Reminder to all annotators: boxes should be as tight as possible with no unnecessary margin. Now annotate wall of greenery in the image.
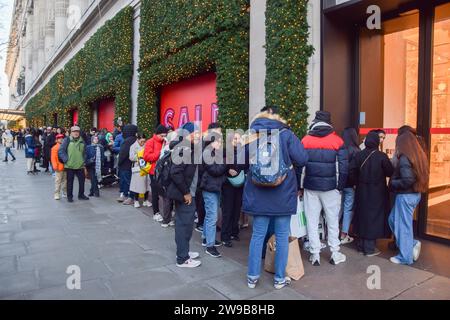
[25,6,134,130]
[265,0,314,138]
[138,0,250,136]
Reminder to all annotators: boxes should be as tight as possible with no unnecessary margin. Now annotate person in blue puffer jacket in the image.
[243,106,308,290]
[301,111,349,267]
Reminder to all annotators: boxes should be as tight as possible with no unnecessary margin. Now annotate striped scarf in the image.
[95,145,102,182]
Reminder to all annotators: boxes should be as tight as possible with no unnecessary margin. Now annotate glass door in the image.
[359,13,420,156]
[427,3,450,240]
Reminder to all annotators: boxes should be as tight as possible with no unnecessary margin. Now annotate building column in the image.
[37,0,46,79]
[44,0,55,62]
[131,5,140,125]
[249,0,267,123]
[306,0,321,124]
[32,0,40,83]
[25,12,34,91]
[55,0,69,48]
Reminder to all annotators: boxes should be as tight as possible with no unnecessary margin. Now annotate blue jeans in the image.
[202,191,220,247]
[248,215,291,282]
[388,193,421,265]
[119,170,132,198]
[4,147,15,160]
[341,188,355,234]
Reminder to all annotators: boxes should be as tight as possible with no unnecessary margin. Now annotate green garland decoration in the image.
[25,7,134,130]
[265,0,314,138]
[138,0,250,136]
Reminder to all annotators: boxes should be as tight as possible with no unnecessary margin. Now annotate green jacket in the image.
[64,137,86,170]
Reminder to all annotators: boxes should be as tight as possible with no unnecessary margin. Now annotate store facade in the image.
[322,0,450,243]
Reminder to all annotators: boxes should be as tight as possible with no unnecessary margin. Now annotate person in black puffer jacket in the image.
[118,124,138,205]
[388,131,429,266]
[166,122,202,268]
[340,127,361,243]
[200,132,227,258]
[301,111,349,267]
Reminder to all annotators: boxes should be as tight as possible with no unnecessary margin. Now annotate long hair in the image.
[395,131,429,193]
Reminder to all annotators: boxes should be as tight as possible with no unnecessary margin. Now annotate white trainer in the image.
[413,241,421,262]
[189,252,200,259]
[330,251,346,265]
[153,213,163,222]
[143,200,152,207]
[390,256,402,264]
[134,201,141,208]
[176,258,201,268]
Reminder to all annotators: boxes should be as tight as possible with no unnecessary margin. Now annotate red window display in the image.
[72,109,79,126]
[160,73,218,131]
[97,98,115,132]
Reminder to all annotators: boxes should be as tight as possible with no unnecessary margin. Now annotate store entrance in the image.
[359,3,450,242]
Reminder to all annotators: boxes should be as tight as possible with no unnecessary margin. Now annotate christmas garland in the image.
[265,0,314,137]
[25,7,134,130]
[137,0,250,136]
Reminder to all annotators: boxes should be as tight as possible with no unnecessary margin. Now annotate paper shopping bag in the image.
[264,235,305,281]
[290,198,308,238]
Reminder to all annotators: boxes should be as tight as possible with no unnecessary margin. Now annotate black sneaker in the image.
[195,225,203,233]
[202,239,222,247]
[68,198,74,203]
[231,235,240,241]
[205,247,222,258]
[223,241,233,248]
[78,195,90,200]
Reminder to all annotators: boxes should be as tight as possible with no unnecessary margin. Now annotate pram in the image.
[98,154,119,188]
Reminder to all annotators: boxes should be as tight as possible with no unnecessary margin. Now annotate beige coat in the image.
[129,141,149,194]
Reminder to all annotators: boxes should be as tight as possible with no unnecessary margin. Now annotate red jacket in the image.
[143,135,164,175]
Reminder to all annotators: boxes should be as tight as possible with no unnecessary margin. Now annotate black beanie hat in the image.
[313,111,332,124]
[155,124,169,135]
[365,131,380,149]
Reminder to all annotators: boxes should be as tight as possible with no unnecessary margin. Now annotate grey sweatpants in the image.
[304,189,342,254]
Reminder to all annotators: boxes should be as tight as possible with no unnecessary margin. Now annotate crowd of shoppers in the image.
[3,107,429,291]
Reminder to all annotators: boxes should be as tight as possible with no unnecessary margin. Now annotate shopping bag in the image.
[264,235,305,281]
[290,198,307,238]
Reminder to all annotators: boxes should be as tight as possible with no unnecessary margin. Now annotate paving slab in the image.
[27,279,113,300]
[0,256,17,275]
[0,242,27,258]
[0,271,39,298]
[393,276,450,300]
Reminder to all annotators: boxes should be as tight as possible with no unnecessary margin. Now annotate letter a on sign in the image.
[367,5,381,30]
[366,265,381,290]
[66,265,81,290]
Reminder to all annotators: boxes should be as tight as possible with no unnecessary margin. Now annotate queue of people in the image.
[11,107,429,291]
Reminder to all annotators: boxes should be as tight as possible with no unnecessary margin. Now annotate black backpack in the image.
[154,150,173,195]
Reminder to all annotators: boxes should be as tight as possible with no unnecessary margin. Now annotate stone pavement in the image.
[0,148,449,300]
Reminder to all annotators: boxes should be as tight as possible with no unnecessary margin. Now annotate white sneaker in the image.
[189,252,200,259]
[413,241,421,262]
[330,251,346,265]
[143,200,152,207]
[169,220,175,227]
[309,253,320,266]
[390,256,402,264]
[161,223,169,228]
[340,235,354,245]
[61,192,67,198]
[134,201,141,208]
[153,213,163,222]
[176,258,201,268]
[54,194,60,200]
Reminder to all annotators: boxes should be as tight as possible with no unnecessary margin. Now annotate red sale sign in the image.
[160,73,218,131]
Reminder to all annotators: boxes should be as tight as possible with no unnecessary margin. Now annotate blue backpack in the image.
[250,130,291,187]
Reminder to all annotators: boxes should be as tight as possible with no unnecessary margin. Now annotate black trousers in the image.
[88,167,99,196]
[195,189,205,227]
[221,183,243,242]
[162,196,174,224]
[175,198,196,264]
[150,174,160,213]
[357,238,376,254]
[66,169,86,199]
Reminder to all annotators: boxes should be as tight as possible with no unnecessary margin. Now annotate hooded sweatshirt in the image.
[301,121,349,191]
[118,125,138,172]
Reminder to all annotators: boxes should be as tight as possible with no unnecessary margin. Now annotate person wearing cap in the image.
[143,124,169,221]
[167,122,202,268]
[58,126,89,203]
[51,134,67,200]
[301,111,349,266]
